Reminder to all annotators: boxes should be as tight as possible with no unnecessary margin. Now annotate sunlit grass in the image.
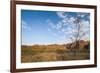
[21,43,90,63]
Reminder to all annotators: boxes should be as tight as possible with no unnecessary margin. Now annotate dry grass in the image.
[21,43,90,63]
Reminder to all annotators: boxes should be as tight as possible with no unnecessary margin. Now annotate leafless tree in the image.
[47,12,90,55]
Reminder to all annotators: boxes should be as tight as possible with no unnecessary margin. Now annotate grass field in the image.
[21,41,90,63]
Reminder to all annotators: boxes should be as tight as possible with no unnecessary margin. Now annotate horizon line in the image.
[21,39,90,46]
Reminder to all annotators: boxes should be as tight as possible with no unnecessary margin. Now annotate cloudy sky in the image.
[21,10,90,45]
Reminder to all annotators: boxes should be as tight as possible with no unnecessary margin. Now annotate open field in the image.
[21,40,90,63]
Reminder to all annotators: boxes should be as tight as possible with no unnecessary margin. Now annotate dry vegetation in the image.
[21,40,90,63]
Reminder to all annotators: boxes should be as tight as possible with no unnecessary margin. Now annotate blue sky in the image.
[21,10,90,45]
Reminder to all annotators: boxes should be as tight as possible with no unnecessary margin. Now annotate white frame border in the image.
[16,4,95,69]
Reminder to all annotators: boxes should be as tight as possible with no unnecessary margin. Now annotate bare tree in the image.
[47,12,90,56]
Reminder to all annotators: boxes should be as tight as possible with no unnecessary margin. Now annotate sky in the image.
[21,9,90,45]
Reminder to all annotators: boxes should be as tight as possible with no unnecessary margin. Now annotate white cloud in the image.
[81,15,85,18]
[22,20,31,31]
[69,17,76,23]
[61,29,66,32]
[46,19,56,29]
[55,22,63,30]
[47,28,51,32]
[77,13,86,18]
[47,12,90,42]
[47,28,58,37]
[47,19,63,30]
[56,12,67,18]
[81,20,90,30]
[78,14,85,18]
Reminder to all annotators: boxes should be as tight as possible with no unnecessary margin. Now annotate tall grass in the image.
[21,43,90,63]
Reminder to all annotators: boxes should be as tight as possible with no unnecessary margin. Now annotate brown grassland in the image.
[21,40,90,63]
